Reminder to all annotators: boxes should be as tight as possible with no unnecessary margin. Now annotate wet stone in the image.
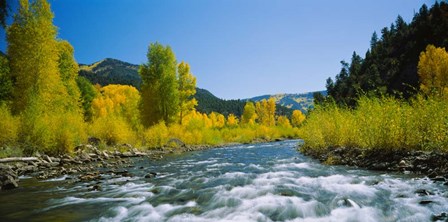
[144,172,157,179]
[432,212,448,221]
[432,176,446,182]
[419,200,434,205]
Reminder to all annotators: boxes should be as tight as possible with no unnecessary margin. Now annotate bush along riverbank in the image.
[299,95,448,182]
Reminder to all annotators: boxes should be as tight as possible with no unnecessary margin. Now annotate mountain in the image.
[77,58,315,116]
[79,58,141,88]
[248,91,327,112]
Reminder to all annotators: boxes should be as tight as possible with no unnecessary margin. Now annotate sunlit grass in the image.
[300,95,448,153]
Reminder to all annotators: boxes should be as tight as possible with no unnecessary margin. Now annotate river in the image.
[1,140,447,221]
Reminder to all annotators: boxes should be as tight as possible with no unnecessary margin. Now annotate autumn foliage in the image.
[0,0,304,157]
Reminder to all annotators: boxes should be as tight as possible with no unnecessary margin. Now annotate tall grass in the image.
[300,95,448,153]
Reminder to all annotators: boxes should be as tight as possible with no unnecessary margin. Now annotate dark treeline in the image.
[323,2,448,106]
[195,88,293,118]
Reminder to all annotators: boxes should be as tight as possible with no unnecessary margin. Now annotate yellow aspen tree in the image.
[255,99,268,125]
[91,84,140,129]
[209,112,225,128]
[418,44,448,97]
[277,115,292,128]
[57,40,82,111]
[178,61,197,124]
[8,0,67,113]
[267,98,276,126]
[7,0,85,154]
[226,113,239,127]
[291,110,306,127]
[241,101,257,125]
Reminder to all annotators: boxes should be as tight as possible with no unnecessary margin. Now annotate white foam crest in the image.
[97,201,197,222]
[208,163,232,168]
[41,175,68,182]
[201,193,321,221]
[226,185,270,199]
[286,206,382,222]
[44,196,146,212]
[274,162,312,170]
[195,160,218,165]
[252,171,296,186]
[247,163,264,170]
[295,175,377,197]
[104,175,140,184]
[220,172,247,179]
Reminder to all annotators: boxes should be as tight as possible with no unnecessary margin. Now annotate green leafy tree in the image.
[7,0,67,114]
[139,42,179,127]
[76,76,97,121]
[178,61,197,124]
[57,40,82,111]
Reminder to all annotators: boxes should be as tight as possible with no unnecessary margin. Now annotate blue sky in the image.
[0,0,435,99]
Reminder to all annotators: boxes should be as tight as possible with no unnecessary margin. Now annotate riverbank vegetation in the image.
[302,1,448,158]
[0,0,302,157]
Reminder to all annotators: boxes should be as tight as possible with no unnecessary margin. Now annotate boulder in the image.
[166,138,185,148]
[144,172,157,179]
[0,169,19,190]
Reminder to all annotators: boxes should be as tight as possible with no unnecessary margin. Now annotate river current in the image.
[1,140,448,221]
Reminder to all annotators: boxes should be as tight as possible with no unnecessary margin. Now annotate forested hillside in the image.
[326,2,448,106]
[79,58,141,89]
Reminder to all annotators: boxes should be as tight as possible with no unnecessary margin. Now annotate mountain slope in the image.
[248,91,327,112]
[79,58,141,88]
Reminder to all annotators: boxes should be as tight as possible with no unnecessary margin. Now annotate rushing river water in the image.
[1,140,448,221]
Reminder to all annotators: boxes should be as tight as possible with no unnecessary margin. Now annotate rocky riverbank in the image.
[0,138,289,191]
[0,141,229,191]
[300,146,448,183]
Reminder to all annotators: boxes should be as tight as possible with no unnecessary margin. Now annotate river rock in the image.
[144,172,157,179]
[419,200,433,205]
[432,212,448,221]
[415,189,434,196]
[102,151,109,159]
[88,184,102,191]
[0,169,19,190]
[121,152,135,158]
[432,176,446,182]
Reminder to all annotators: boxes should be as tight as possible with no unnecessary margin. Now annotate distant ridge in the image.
[79,58,141,88]
[248,91,327,112]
